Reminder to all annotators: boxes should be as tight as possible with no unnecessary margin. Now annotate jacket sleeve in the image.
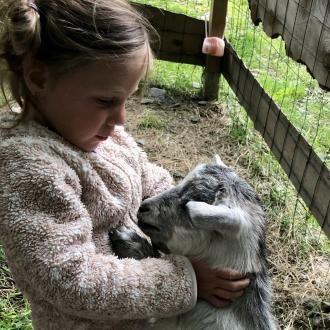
[0,145,197,321]
[139,150,174,199]
[111,126,173,198]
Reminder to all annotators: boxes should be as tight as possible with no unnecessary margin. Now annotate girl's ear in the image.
[22,54,49,96]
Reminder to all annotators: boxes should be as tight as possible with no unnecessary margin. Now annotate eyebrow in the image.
[95,85,139,96]
[93,89,138,101]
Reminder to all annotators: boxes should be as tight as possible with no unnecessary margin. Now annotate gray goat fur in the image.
[110,155,277,330]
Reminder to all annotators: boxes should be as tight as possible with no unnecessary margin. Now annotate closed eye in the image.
[97,98,116,106]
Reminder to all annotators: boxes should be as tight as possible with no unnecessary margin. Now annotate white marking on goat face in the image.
[138,164,231,246]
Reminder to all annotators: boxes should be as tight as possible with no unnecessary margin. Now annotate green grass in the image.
[0,296,32,330]
[151,61,204,95]
[0,247,32,330]
[137,110,167,129]
[226,18,330,162]
[133,0,209,18]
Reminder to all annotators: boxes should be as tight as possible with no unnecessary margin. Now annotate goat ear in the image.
[213,154,227,167]
[186,201,232,230]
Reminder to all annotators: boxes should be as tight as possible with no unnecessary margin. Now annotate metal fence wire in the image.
[133,0,330,234]
[133,0,329,329]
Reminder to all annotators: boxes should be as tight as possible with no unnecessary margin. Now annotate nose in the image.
[137,202,160,233]
[106,104,126,126]
[138,204,151,213]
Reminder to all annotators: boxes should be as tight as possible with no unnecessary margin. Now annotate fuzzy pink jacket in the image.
[0,111,197,330]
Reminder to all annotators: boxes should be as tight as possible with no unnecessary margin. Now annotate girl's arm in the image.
[0,145,197,321]
[139,150,174,198]
[106,127,173,198]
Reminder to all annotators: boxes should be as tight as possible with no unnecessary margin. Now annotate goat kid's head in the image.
[137,155,261,256]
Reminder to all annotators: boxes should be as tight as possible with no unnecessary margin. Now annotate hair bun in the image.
[5,0,41,57]
[0,0,42,107]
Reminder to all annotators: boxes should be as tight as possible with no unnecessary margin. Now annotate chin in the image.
[74,140,100,152]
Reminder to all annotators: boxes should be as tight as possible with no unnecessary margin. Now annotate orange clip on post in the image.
[202,37,225,57]
[202,12,225,57]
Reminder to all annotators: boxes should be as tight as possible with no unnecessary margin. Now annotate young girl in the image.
[0,0,249,329]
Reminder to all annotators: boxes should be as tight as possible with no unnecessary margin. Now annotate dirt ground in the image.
[126,91,330,330]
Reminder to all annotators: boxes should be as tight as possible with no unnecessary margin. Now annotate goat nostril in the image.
[138,204,150,213]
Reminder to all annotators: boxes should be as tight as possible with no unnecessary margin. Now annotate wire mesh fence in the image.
[134,0,329,236]
[223,0,329,243]
[133,0,329,328]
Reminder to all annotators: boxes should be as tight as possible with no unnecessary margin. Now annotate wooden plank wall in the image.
[133,3,206,66]
[249,0,330,91]
[132,3,330,238]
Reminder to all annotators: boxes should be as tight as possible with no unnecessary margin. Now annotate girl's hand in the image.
[190,258,250,309]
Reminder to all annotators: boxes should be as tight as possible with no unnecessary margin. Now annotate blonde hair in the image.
[0,0,154,113]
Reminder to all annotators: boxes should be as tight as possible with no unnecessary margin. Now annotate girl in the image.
[0,0,249,329]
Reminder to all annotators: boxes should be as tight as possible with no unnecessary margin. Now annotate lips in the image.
[96,135,108,141]
[96,127,115,141]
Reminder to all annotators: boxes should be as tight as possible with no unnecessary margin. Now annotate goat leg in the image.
[109,226,160,260]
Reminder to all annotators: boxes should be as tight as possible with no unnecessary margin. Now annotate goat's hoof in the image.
[109,226,159,260]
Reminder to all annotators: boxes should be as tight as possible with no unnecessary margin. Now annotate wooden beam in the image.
[132,3,206,66]
[222,42,330,238]
[203,0,229,100]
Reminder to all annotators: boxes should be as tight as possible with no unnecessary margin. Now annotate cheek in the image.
[80,110,105,127]
[166,227,195,255]
[72,103,107,128]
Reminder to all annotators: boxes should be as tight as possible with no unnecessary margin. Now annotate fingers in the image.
[213,287,244,301]
[216,277,250,292]
[191,261,251,309]
[202,287,245,309]
[216,268,245,280]
[216,268,250,292]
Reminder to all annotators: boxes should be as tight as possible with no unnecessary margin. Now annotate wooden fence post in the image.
[203,0,228,100]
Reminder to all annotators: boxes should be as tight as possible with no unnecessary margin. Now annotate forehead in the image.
[179,164,206,186]
[180,164,231,184]
[49,52,148,94]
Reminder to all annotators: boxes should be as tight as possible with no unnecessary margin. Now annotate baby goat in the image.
[111,155,277,330]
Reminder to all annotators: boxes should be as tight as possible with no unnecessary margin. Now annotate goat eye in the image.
[216,185,226,195]
[180,199,190,209]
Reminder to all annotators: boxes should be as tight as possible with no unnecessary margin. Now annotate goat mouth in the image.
[138,220,160,233]
[153,242,170,255]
